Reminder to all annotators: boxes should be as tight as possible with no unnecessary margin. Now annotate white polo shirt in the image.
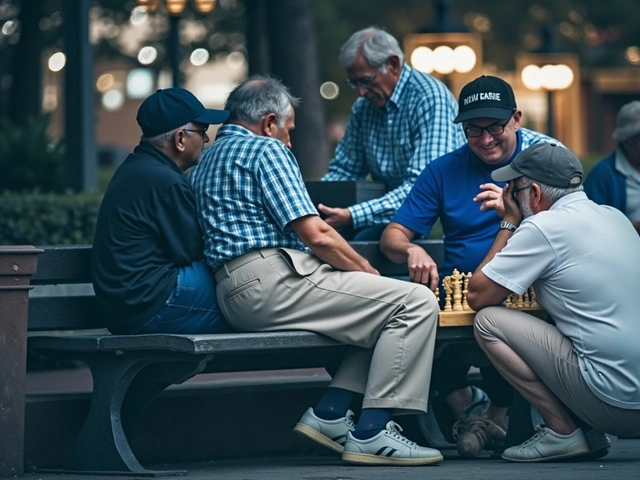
[483,192,640,409]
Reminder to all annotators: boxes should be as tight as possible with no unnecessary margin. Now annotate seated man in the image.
[381,75,561,457]
[92,87,233,335]
[585,100,640,234]
[190,75,442,466]
[318,26,465,240]
[468,143,640,462]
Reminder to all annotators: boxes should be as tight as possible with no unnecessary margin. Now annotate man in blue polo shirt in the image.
[381,75,561,457]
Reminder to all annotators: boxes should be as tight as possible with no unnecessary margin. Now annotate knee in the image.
[473,306,501,344]
[406,283,439,313]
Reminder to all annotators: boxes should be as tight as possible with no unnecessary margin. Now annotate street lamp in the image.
[136,0,216,87]
[404,0,482,94]
[516,23,580,142]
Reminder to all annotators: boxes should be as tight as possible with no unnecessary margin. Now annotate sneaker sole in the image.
[502,445,590,463]
[342,452,443,466]
[293,423,344,454]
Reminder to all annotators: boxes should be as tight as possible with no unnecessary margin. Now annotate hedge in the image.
[0,191,102,245]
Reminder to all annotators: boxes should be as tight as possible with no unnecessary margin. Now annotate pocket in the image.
[277,248,322,276]
[225,277,261,301]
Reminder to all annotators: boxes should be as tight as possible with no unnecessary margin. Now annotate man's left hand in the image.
[317,204,353,228]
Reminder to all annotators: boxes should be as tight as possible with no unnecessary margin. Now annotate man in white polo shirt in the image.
[466,143,640,462]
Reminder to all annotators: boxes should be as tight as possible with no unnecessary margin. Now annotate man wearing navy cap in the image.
[92,87,233,335]
[467,143,640,462]
[381,75,562,457]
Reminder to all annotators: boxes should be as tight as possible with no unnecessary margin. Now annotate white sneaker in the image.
[342,421,443,466]
[293,407,355,453]
[502,425,589,462]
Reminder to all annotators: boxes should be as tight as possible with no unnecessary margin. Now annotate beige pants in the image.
[214,248,439,414]
[475,306,640,437]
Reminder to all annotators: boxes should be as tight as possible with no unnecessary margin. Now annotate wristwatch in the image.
[499,220,518,232]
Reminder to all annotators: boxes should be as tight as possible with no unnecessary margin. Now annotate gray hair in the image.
[142,123,190,149]
[521,176,584,203]
[338,27,404,70]
[225,75,300,128]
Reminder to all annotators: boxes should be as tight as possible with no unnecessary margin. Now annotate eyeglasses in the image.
[511,184,532,201]
[346,64,385,89]
[183,126,208,138]
[464,116,513,138]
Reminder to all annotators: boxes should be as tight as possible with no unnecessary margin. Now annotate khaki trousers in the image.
[475,306,640,437]
[215,248,439,414]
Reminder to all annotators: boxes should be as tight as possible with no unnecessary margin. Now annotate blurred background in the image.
[0,0,638,243]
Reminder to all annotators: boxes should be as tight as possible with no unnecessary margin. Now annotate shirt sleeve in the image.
[349,100,465,228]
[391,163,441,236]
[322,103,369,181]
[482,220,557,295]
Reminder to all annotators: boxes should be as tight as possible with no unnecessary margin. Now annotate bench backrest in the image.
[28,241,444,332]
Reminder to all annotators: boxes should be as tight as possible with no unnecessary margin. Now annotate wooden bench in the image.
[2,241,477,477]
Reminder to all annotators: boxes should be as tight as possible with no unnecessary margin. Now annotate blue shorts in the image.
[138,260,234,334]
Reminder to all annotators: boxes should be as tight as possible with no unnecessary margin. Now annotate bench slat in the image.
[28,296,103,331]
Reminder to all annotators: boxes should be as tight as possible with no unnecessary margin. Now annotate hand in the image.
[474,183,505,215]
[317,204,353,228]
[407,246,439,291]
[501,183,524,225]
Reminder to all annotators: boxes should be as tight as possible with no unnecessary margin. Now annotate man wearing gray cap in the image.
[467,142,640,462]
[92,87,233,335]
[585,100,640,234]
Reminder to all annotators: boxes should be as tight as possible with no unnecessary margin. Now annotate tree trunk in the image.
[245,0,269,75]
[266,0,330,179]
[9,0,43,126]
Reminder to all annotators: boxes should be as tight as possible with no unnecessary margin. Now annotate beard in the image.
[520,192,535,218]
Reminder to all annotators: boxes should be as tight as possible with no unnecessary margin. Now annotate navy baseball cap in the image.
[454,75,517,123]
[492,143,583,188]
[136,87,229,137]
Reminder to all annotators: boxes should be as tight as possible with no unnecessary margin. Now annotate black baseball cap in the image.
[136,87,229,137]
[454,75,517,123]
[491,143,583,188]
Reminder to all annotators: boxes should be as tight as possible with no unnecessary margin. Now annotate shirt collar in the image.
[549,191,588,211]
[215,123,253,140]
[386,64,412,111]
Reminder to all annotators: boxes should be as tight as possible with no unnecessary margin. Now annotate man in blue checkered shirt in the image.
[318,27,466,240]
[190,76,444,467]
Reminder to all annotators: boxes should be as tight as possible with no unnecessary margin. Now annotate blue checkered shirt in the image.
[322,65,466,228]
[190,125,317,270]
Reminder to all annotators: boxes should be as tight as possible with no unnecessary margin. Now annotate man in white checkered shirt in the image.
[319,27,466,240]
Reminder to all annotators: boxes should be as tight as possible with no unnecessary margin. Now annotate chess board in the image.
[437,268,543,327]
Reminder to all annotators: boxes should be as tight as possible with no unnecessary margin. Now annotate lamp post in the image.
[404,0,482,94]
[517,23,579,140]
[136,0,216,87]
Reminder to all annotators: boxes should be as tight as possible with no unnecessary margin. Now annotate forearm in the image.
[380,224,415,264]
[309,228,378,274]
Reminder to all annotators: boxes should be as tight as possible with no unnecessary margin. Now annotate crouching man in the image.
[467,143,640,462]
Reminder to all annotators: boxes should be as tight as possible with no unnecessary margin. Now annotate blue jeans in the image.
[138,260,234,334]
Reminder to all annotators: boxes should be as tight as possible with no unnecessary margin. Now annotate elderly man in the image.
[190,75,442,466]
[318,26,465,240]
[585,100,640,234]
[381,75,561,457]
[467,143,640,462]
[92,88,233,335]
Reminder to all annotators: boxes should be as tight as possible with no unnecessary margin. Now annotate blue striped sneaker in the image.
[342,421,443,466]
[293,407,355,453]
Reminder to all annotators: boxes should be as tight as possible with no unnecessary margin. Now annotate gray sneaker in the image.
[584,428,611,459]
[502,425,589,462]
[342,421,443,466]
[452,417,506,458]
[293,407,355,453]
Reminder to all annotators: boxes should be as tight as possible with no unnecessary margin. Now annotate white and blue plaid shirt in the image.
[323,65,466,228]
[190,125,318,270]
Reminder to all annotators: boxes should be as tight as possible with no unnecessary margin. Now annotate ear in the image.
[260,113,278,138]
[530,182,543,209]
[173,129,187,152]
[512,110,522,130]
[387,55,401,74]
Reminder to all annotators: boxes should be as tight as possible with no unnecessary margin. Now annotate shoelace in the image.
[387,421,418,447]
[519,425,546,448]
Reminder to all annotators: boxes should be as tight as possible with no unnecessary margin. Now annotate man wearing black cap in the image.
[92,87,233,335]
[467,143,640,462]
[381,75,562,457]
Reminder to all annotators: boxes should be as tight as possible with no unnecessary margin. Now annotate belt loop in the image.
[223,263,230,278]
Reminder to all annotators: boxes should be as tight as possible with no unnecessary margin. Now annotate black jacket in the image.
[91,142,204,334]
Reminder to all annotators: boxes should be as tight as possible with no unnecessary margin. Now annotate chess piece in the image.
[443,276,452,311]
[462,272,471,310]
[451,269,463,311]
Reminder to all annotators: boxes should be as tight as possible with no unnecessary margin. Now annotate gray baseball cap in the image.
[491,143,583,188]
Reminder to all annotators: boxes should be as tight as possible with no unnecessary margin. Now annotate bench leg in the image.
[57,354,209,477]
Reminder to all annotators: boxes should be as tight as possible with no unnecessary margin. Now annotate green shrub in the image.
[0,115,65,193]
[0,191,102,245]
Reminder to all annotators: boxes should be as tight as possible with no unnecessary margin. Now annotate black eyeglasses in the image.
[464,116,513,138]
[346,64,385,89]
[183,126,209,138]
[511,184,532,200]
